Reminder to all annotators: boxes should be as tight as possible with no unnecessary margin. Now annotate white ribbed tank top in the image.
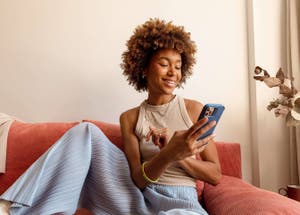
[135,95,196,187]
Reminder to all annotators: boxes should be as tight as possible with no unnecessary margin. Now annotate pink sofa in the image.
[1,120,300,215]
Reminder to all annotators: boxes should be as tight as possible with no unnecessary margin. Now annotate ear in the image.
[142,69,148,79]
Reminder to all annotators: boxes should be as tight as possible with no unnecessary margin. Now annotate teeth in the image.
[165,80,175,86]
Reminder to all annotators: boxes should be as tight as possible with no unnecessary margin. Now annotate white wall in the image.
[0,1,252,183]
[249,0,290,191]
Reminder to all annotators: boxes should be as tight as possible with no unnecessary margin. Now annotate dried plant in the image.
[254,66,300,126]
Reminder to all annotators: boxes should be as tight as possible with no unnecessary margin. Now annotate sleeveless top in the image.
[135,95,196,187]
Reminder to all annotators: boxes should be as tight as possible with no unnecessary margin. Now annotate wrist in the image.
[159,147,174,163]
[142,161,159,183]
[140,148,173,184]
[177,157,188,166]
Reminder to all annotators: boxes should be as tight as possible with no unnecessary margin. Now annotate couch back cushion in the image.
[1,119,241,201]
[216,142,242,178]
[0,121,79,194]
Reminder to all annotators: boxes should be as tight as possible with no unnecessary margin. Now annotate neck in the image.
[146,94,175,105]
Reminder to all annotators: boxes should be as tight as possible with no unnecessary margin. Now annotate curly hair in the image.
[121,18,197,92]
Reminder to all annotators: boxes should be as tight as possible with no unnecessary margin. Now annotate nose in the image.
[167,66,175,76]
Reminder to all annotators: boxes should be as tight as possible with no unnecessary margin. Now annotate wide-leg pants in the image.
[0,123,208,215]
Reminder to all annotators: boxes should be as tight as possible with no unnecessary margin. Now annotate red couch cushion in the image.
[0,121,79,194]
[203,175,300,215]
[216,142,242,178]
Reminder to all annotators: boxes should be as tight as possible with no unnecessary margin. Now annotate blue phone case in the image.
[197,103,225,140]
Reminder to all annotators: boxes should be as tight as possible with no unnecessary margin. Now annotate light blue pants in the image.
[0,123,208,215]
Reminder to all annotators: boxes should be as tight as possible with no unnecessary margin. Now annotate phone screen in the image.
[197,104,225,140]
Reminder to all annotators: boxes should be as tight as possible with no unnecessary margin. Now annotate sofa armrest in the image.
[215,142,242,178]
[203,175,300,215]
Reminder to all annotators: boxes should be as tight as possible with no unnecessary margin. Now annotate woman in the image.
[120,18,221,214]
[0,18,221,215]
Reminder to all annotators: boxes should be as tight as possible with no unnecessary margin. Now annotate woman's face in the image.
[145,48,182,96]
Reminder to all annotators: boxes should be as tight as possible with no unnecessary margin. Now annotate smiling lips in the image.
[163,79,177,87]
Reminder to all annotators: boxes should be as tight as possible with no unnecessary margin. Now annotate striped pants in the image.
[0,123,207,215]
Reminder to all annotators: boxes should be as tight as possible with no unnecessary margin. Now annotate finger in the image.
[152,128,166,139]
[191,120,216,141]
[146,126,157,141]
[195,142,209,154]
[149,125,156,131]
[146,129,153,141]
[186,117,209,138]
[159,135,167,148]
[194,146,205,154]
[155,132,167,148]
[158,132,166,140]
[152,134,160,147]
[155,127,167,135]
[148,127,168,148]
[196,133,216,148]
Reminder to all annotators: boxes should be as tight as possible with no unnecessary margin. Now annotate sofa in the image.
[1,119,300,215]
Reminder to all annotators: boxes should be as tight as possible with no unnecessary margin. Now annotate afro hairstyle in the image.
[121,18,197,92]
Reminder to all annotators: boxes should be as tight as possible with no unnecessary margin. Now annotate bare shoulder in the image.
[184,98,204,123]
[119,106,140,131]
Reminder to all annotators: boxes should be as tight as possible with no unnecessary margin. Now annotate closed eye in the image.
[159,63,168,67]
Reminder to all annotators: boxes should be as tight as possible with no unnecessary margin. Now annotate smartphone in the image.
[197,103,225,141]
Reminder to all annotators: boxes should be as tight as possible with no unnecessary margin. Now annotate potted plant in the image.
[253,66,300,126]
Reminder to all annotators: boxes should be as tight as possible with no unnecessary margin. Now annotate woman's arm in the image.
[177,99,222,185]
[177,142,221,185]
[119,108,173,189]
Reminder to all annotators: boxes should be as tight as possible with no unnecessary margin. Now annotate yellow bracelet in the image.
[141,161,159,183]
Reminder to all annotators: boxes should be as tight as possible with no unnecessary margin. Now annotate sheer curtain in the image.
[286,0,300,185]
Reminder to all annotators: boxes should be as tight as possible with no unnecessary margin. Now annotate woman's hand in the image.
[146,126,169,149]
[162,117,216,161]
